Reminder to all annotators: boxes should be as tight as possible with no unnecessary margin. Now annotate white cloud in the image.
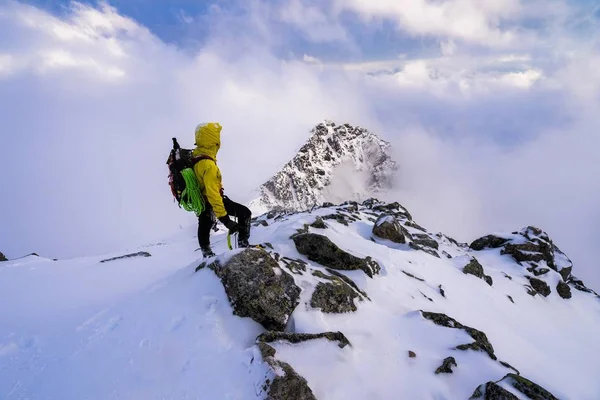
[279,0,349,43]
[334,0,521,45]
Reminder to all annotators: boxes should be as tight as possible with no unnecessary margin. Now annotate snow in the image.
[2,204,600,399]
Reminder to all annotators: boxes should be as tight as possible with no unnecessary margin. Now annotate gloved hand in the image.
[219,215,239,234]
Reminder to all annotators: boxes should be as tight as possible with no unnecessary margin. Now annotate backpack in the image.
[166,137,207,216]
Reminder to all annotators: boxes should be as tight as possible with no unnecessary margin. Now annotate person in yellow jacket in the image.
[192,122,252,257]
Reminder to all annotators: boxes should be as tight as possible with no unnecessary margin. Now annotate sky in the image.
[0,0,599,289]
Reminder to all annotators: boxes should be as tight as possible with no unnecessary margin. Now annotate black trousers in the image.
[198,196,252,248]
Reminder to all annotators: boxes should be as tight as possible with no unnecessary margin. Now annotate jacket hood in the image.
[193,122,221,160]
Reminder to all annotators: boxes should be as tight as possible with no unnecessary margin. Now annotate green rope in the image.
[180,168,205,216]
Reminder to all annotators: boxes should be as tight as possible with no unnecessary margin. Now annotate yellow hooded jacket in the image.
[192,122,227,218]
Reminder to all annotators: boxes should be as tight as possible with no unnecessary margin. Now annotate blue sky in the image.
[0,0,599,289]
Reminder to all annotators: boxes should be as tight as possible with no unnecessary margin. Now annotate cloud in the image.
[0,0,598,292]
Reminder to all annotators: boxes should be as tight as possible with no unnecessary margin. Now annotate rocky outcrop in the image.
[0,251,6,262]
[470,374,558,400]
[293,233,380,277]
[471,227,573,281]
[258,343,317,400]
[556,281,572,299]
[470,235,510,251]
[310,217,326,229]
[435,357,457,374]
[257,331,351,348]
[527,277,551,297]
[463,258,493,286]
[198,249,301,331]
[422,311,496,360]
[372,215,412,244]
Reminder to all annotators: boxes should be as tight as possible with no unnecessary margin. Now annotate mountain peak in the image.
[249,121,397,214]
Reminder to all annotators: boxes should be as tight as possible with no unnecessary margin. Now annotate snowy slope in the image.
[1,200,599,399]
[248,121,397,214]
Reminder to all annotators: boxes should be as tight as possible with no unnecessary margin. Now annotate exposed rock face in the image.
[258,343,317,400]
[310,217,327,229]
[527,277,551,297]
[463,257,493,286]
[373,215,412,244]
[249,121,397,213]
[293,233,380,277]
[556,281,572,299]
[471,226,573,281]
[0,251,6,262]
[198,249,301,331]
[470,374,559,400]
[422,311,496,360]
[257,331,351,348]
[435,357,458,374]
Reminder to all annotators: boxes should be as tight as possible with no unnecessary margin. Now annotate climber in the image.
[192,122,252,257]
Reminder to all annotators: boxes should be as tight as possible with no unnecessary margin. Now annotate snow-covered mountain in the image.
[1,199,598,399]
[248,121,397,214]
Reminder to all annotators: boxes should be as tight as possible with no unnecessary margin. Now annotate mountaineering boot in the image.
[237,218,251,249]
[201,246,216,258]
[238,238,250,248]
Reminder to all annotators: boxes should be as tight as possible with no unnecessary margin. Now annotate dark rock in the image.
[472,374,559,400]
[470,381,519,399]
[325,268,369,298]
[283,261,307,275]
[293,233,380,277]
[310,217,327,229]
[503,273,513,280]
[422,311,496,360]
[408,350,417,358]
[435,357,457,374]
[483,275,493,286]
[311,281,358,313]
[402,270,425,282]
[322,202,335,208]
[261,350,317,400]
[420,291,434,302]
[257,331,351,348]
[0,251,6,262]
[409,242,440,258]
[100,251,151,263]
[556,281,572,299]
[442,251,453,259]
[372,215,412,244]
[439,285,446,298]
[202,249,301,331]
[470,235,510,251]
[259,220,269,227]
[526,285,538,297]
[527,266,550,276]
[463,257,485,278]
[405,220,427,232]
[500,361,520,375]
[567,276,599,295]
[322,213,349,226]
[527,277,551,297]
[507,295,515,304]
[412,234,439,250]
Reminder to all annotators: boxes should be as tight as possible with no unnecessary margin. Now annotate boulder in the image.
[311,281,358,313]
[372,215,412,244]
[0,251,6,262]
[412,234,439,250]
[463,258,493,286]
[422,311,496,360]
[556,281,572,299]
[100,251,151,263]
[409,242,440,258]
[258,343,317,400]
[293,233,380,277]
[199,249,301,331]
[527,277,551,297]
[469,235,510,251]
[470,374,559,400]
[435,357,458,374]
[310,217,327,229]
[470,381,519,399]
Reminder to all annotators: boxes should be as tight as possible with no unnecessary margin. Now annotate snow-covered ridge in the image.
[1,199,599,399]
[248,120,397,214]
